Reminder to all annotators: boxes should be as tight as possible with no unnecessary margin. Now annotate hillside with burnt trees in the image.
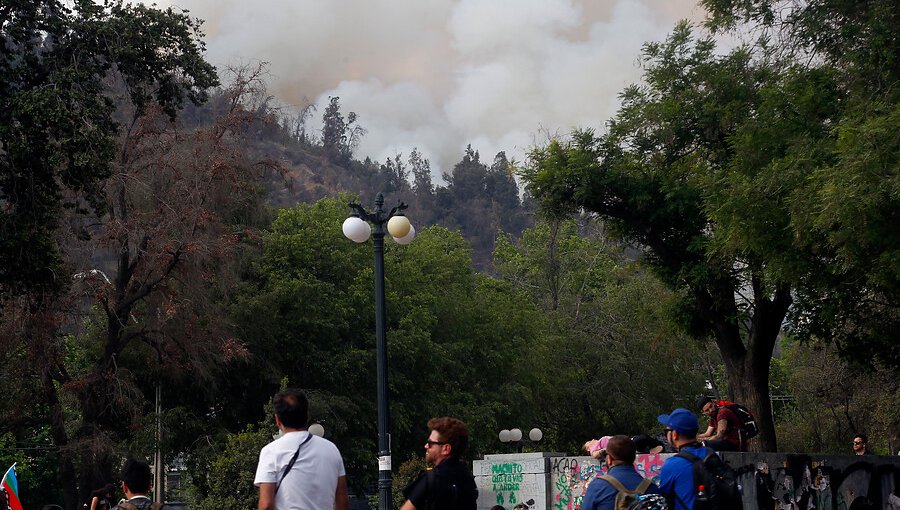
[182,91,534,271]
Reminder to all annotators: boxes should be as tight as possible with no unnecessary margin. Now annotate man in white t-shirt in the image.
[254,388,349,510]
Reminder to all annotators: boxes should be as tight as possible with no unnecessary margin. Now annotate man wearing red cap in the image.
[656,408,709,510]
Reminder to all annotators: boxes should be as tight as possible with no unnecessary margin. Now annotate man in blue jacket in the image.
[657,408,709,510]
[580,435,658,510]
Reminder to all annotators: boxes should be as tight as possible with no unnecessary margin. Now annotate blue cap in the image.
[657,408,699,434]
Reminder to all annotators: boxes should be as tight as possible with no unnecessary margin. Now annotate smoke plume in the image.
[158,0,703,173]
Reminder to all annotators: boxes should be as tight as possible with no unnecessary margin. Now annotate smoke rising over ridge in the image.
[159,0,703,173]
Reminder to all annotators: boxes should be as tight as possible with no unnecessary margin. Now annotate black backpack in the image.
[675,450,743,510]
[717,400,759,439]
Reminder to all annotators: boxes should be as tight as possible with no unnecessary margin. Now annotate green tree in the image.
[494,218,710,448]
[223,195,547,495]
[1,2,220,507]
[321,96,365,165]
[700,0,900,371]
[775,340,900,455]
[191,426,272,510]
[523,25,812,451]
[0,0,218,298]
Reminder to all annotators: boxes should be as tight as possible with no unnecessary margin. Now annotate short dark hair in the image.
[91,483,116,498]
[696,396,713,410]
[121,458,151,494]
[427,417,469,458]
[274,388,310,429]
[854,433,868,443]
[606,435,636,464]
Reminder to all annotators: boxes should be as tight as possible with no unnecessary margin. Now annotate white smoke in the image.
[157,0,704,174]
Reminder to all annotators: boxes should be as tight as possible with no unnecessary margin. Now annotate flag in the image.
[1,464,22,510]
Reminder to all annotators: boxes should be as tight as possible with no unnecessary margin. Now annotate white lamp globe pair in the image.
[498,428,543,442]
[342,215,415,245]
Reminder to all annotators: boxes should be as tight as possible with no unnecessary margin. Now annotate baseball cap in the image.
[657,408,699,434]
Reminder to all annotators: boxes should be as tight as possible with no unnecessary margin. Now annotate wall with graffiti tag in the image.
[473,452,900,510]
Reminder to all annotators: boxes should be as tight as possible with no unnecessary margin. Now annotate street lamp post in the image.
[342,193,415,510]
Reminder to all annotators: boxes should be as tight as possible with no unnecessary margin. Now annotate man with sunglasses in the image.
[401,417,478,510]
[852,434,871,455]
[657,408,709,510]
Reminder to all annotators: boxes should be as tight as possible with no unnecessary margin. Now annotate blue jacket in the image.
[580,464,659,510]
[658,444,709,510]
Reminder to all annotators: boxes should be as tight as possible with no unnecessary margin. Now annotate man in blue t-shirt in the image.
[657,408,709,510]
[580,435,658,510]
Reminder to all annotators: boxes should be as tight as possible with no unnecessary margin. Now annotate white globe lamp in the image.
[342,216,371,243]
[393,224,416,245]
[387,215,411,238]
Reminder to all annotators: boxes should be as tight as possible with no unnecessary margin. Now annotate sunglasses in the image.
[425,440,448,447]
[853,441,864,445]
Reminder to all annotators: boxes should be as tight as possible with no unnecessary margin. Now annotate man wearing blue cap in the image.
[657,408,709,510]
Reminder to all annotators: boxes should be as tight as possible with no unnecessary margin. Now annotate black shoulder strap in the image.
[675,450,703,464]
[276,433,314,493]
[673,450,703,510]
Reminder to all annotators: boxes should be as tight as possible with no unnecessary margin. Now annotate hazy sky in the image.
[157,0,705,174]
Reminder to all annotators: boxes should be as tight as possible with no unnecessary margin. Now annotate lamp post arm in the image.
[348,202,375,223]
[387,202,408,220]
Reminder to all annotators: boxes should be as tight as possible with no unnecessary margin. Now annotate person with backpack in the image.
[580,435,659,510]
[401,417,478,510]
[657,408,743,510]
[109,459,158,510]
[696,397,747,452]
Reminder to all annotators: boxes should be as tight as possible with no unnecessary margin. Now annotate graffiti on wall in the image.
[736,454,900,509]
[548,454,668,510]
[475,452,900,510]
[549,456,605,510]
[475,457,546,509]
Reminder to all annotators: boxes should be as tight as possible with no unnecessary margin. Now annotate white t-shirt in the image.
[254,431,346,510]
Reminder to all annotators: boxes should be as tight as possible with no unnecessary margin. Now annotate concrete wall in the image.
[473,452,900,510]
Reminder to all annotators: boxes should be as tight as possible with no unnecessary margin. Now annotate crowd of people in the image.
[87,392,883,510]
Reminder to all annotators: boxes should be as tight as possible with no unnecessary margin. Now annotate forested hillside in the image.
[181,89,534,271]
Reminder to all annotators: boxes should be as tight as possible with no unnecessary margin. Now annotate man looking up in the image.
[401,417,478,510]
[110,459,155,510]
[696,397,743,451]
[657,408,709,510]
[255,388,349,510]
[580,435,658,510]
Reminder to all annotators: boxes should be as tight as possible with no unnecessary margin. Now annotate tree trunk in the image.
[702,278,790,453]
[41,363,79,510]
[726,347,777,452]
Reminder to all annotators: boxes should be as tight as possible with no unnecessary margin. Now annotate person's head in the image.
[120,458,151,496]
[696,396,716,417]
[605,435,637,465]
[658,408,699,450]
[273,388,310,430]
[91,483,116,499]
[424,417,469,465]
[852,433,868,454]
